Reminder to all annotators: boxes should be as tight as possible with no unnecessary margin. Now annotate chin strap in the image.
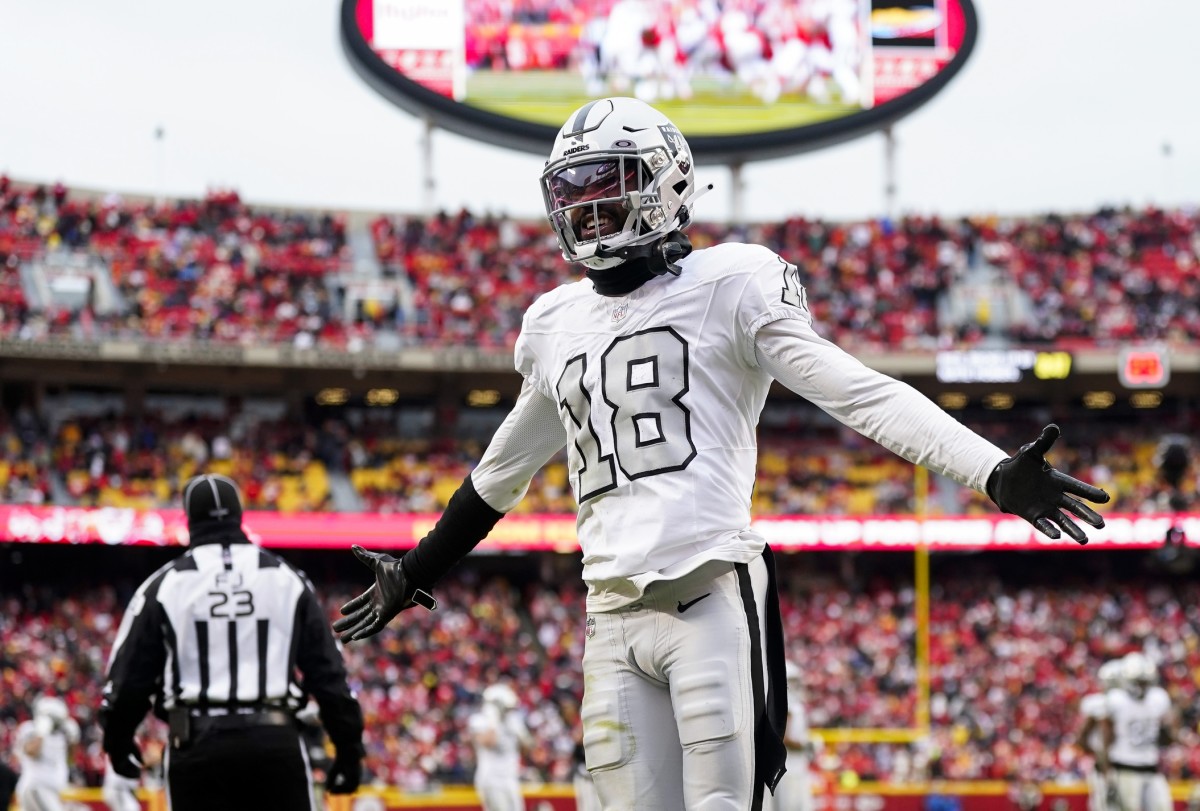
[653,230,693,276]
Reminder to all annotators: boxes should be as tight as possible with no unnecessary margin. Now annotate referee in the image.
[100,474,364,810]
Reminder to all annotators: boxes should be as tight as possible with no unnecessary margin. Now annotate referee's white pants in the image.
[16,783,64,811]
[1111,768,1171,811]
[581,557,771,811]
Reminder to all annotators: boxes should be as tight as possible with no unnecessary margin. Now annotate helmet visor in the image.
[547,159,641,208]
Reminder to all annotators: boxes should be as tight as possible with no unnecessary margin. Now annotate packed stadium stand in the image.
[2,180,1198,351]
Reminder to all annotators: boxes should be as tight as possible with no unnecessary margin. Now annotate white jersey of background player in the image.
[765,662,816,811]
[469,684,531,811]
[336,96,1110,811]
[1103,653,1176,811]
[14,697,80,811]
[1080,659,1123,811]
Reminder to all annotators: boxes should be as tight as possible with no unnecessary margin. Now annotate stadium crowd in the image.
[2,179,1198,351]
[2,398,1194,518]
[3,558,1200,791]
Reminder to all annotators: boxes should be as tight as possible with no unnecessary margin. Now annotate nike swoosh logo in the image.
[623,126,649,132]
[677,593,711,613]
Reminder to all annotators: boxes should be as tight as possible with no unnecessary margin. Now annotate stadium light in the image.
[467,389,502,407]
[936,392,968,410]
[316,387,350,406]
[1082,391,1116,409]
[366,388,399,406]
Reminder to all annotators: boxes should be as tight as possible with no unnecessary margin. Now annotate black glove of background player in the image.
[986,423,1110,544]
[325,753,362,795]
[333,546,436,643]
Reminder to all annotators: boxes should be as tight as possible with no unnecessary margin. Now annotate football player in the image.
[335,97,1110,810]
[1102,653,1177,811]
[469,684,531,811]
[1080,659,1123,811]
[15,697,80,811]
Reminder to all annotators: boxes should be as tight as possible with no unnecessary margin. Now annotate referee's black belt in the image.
[1111,761,1160,774]
[190,709,295,732]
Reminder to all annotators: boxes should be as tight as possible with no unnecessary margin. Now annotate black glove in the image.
[986,424,1110,544]
[325,754,362,795]
[108,741,143,779]
[333,546,437,643]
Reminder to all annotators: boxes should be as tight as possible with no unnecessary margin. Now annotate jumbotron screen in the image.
[342,0,976,161]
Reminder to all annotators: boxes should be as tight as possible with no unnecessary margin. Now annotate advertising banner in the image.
[2,506,1196,552]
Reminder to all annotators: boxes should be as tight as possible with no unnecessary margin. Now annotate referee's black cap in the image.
[183,474,244,536]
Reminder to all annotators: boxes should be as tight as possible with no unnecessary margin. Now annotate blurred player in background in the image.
[14,697,80,811]
[102,738,162,811]
[469,684,532,811]
[336,97,1110,811]
[1079,659,1123,811]
[1101,653,1178,811]
[766,661,816,811]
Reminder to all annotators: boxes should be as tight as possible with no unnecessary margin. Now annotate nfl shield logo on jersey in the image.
[611,302,628,322]
[585,616,596,639]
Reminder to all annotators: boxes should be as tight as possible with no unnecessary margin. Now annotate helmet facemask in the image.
[542,146,680,270]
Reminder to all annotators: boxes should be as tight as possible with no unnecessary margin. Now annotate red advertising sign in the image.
[1,506,1195,552]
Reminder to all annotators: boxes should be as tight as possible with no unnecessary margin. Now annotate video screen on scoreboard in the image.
[353,0,970,137]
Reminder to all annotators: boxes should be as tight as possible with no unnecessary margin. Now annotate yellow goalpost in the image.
[810,466,932,746]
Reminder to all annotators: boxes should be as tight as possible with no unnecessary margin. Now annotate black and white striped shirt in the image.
[100,534,362,757]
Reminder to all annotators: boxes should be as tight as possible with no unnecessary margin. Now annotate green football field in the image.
[464,70,860,135]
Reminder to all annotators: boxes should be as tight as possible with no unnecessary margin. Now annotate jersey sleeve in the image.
[1081,693,1109,719]
[755,317,1008,492]
[731,244,813,368]
[291,575,365,760]
[101,568,171,753]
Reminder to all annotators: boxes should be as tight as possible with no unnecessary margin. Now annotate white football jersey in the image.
[469,709,524,783]
[515,243,800,608]
[1107,685,1170,767]
[1080,691,1109,755]
[15,718,78,790]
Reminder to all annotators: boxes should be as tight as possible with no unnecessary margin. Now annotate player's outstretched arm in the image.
[986,424,1109,544]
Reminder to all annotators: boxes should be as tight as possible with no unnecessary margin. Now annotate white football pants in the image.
[1111,767,1171,811]
[582,557,771,811]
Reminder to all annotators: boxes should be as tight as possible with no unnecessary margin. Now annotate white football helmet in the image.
[541,97,703,271]
[482,684,519,711]
[33,696,69,724]
[1098,659,1123,691]
[1120,652,1157,695]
